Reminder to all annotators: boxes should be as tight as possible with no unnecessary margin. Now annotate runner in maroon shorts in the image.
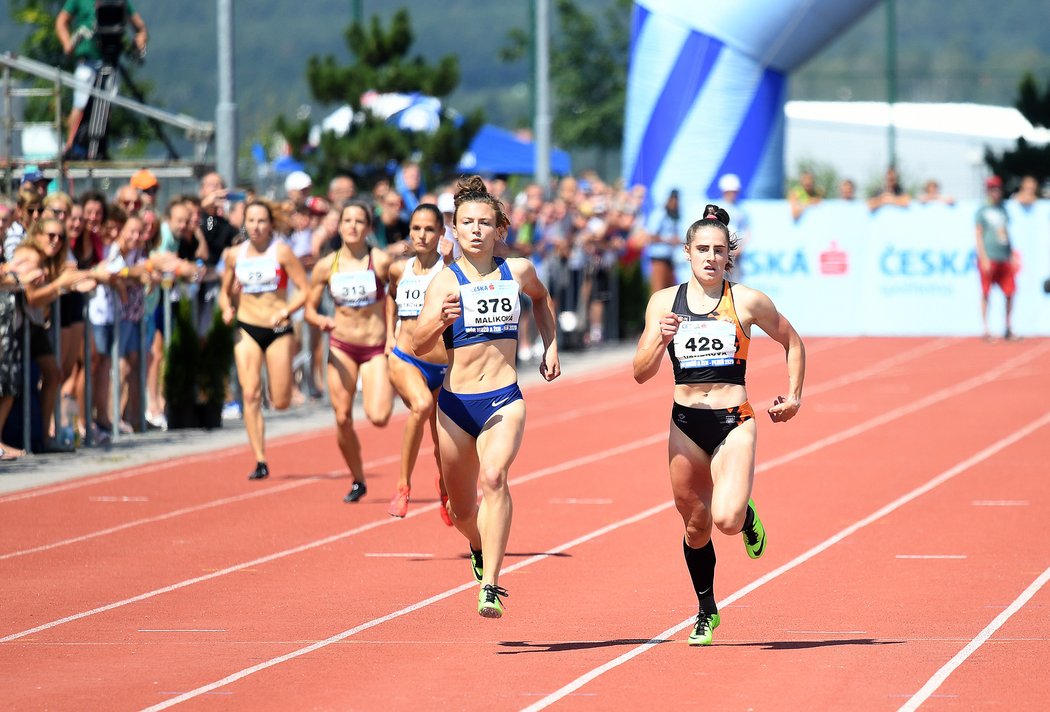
[304,200,394,502]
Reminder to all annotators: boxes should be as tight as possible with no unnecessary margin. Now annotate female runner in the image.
[384,203,453,523]
[632,204,805,646]
[414,175,560,619]
[305,200,393,503]
[220,201,309,480]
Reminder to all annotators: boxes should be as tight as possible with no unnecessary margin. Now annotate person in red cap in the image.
[975,175,1019,341]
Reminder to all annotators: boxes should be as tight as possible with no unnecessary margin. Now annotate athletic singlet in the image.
[235,240,287,294]
[442,258,521,350]
[329,248,384,308]
[667,280,748,385]
[396,256,443,318]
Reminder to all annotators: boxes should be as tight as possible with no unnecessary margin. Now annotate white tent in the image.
[785,101,1050,199]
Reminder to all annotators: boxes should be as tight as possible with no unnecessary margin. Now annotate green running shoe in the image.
[743,499,766,559]
[469,548,484,583]
[478,584,508,618]
[688,610,721,646]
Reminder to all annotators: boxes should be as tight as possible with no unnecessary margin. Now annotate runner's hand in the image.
[440,292,461,324]
[659,313,682,343]
[768,395,800,423]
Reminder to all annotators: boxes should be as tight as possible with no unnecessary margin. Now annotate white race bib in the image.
[331,270,378,308]
[236,255,279,294]
[461,280,520,333]
[397,271,438,317]
[673,318,737,368]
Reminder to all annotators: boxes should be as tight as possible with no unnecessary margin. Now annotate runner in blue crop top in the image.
[412,175,560,619]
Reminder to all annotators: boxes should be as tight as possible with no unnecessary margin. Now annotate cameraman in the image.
[55,0,148,158]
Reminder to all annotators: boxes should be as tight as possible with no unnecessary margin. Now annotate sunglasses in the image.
[28,206,44,214]
[45,231,64,240]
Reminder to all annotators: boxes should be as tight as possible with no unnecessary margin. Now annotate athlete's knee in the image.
[477,463,508,493]
[408,394,434,420]
[271,393,292,410]
[241,387,263,409]
[711,503,747,535]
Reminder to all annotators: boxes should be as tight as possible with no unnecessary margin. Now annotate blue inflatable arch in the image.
[623,0,881,218]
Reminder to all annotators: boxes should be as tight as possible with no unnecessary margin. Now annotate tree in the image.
[501,0,631,175]
[9,0,158,157]
[985,71,1050,189]
[276,9,483,189]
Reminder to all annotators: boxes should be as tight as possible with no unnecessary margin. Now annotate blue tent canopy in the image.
[458,124,571,176]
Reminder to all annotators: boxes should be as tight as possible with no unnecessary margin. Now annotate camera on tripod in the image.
[85,0,144,66]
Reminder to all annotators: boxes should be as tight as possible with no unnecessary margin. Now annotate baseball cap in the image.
[985,175,1003,189]
[284,170,312,193]
[22,164,48,184]
[718,173,741,193]
[130,168,159,191]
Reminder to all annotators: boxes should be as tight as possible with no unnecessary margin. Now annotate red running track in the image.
[2,337,1049,711]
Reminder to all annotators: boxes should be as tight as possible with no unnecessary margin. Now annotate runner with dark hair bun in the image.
[633,202,806,646]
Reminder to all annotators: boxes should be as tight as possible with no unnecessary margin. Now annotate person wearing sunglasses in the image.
[13,219,95,452]
[5,189,45,262]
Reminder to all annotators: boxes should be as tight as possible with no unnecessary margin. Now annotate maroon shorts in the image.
[980,260,1015,298]
[330,336,385,366]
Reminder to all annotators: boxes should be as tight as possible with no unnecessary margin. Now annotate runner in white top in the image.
[384,204,453,521]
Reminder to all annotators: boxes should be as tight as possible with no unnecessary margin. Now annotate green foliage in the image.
[986,72,1050,189]
[617,259,647,339]
[163,297,198,411]
[278,8,480,189]
[549,0,631,152]
[198,308,234,408]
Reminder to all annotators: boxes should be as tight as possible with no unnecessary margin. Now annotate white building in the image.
[784,101,1050,199]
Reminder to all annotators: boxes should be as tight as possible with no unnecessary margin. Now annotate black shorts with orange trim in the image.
[671,401,754,457]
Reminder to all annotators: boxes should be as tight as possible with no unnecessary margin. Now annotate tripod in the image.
[71,54,179,161]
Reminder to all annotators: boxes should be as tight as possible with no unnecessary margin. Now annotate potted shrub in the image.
[163,298,199,429]
[196,308,234,430]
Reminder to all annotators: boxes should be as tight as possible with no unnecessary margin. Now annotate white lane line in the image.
[0,340,948,560]
[0,337,884,506]
[898,564,1050,712]
[0,432,667,644]
[138,501,674,712]
[896,555,967,560]
[0,426,335,504]
[0,478,323,561]
[549,498,614,505]
[972,500,1029,507]
[3,342,1037,643]
[131,361,1050,709]
[88,496,151,503]
[519,409,1050,712]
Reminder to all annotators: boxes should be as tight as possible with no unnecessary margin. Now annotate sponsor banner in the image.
[728,200,1050,336]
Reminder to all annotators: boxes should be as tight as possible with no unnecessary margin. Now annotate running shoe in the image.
[387,485,410,518]
[688,610,721,646]
[477,584,508,619]
[743,498,766,559]
[469,548,484,583]
[343,481,367,503]
[437,475,454,527]
[248,462,269,480]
